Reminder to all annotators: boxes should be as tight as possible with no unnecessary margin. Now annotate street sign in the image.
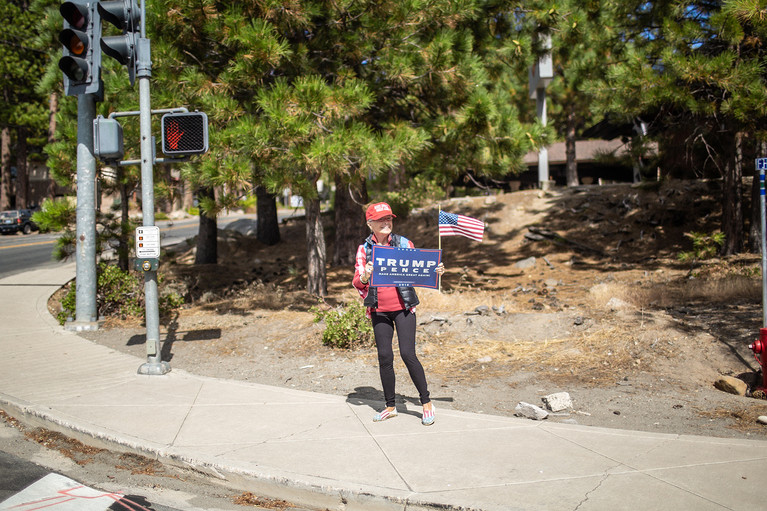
[135,226,160,258]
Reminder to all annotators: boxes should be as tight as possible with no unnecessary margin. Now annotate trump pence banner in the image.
[370,245,442,289]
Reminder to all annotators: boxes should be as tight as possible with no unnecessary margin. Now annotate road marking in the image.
[0,473,149,510]
[0,239,55,250]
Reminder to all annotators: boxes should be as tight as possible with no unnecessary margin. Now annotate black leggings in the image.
[372,309,430,407]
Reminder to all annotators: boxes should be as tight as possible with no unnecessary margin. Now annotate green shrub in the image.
[312,300,372,349]
[678,231,725,263]
[55,263,185,325]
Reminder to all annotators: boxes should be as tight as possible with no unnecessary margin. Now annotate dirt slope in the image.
[76,180,767,439]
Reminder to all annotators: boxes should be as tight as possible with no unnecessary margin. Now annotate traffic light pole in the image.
[69,93,99,331]
[135,2,168,375]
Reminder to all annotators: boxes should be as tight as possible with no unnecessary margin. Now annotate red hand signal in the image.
[166,121,184,150]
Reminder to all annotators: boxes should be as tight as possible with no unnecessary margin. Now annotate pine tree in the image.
[0,0,50,209]
[148,0,539,295]
[588,0,767,255]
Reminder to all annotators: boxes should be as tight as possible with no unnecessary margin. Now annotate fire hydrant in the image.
[749,328,767,399]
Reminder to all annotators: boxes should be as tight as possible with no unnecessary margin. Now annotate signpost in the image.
[529,33,553,190]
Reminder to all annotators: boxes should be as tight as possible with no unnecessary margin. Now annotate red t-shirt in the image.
[374,285,406,312]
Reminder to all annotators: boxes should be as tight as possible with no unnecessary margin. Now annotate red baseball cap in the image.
[366,202,396,221]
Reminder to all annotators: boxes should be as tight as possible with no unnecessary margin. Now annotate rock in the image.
[757,416,767,425]
[515,402,549,420]
[542,392,572,412]
[475,305,491,316]
[224,218,258,236]
[514,257,536,270]
[714,376,748,396]
[477,356,493,363]
[544,279,559,288]
[573,316,584,326]
[492,305,506,315]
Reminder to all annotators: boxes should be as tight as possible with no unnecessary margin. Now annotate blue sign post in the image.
[370,246,442,289]
[758,158,767,327]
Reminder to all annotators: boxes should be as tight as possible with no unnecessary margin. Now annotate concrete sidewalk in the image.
[1,265,765,511]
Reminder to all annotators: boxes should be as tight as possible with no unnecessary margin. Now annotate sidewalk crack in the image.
[574,473,609,511]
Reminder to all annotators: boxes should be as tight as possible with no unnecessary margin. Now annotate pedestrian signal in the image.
[161,112,209,155]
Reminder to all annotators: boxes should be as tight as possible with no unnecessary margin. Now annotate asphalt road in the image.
[0,219,200,280]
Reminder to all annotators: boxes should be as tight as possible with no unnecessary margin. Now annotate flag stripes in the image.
[438,211,484,242]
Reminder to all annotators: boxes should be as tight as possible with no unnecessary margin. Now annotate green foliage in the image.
[678,231,726,262]
[56,281,77,325]
[32,197,75,233]
[379,175,446,219]
[312,300,372,349]
[32,197,77,259]
[97,263,145,318]
[238,195,257,211]
[55,263,185,325]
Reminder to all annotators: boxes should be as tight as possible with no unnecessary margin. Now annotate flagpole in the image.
[438,207,442,293]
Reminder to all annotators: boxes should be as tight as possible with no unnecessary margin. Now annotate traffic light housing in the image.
[161,112,209,155]
[58,1,102,96]
[98,0,141,85]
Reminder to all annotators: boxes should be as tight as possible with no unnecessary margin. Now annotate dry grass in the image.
[233,492,299,509]
[697,403,767,433]
[423,325,639,385]
[587,273,760,310]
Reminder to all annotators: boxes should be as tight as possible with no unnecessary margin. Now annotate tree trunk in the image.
[332,174,367,266]
[721,132,743,256]
[565,105,579,187]
[47,92,58,199]
[304,196,327,296]
[256,185,280,245]
[195,186,218,264]
[1,126,11,210]
[118,180,130,271]
[750,139,767,253]
[183,180,194,210]
[16,127,28,209]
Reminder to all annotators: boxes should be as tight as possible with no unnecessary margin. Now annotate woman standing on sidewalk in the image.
[352,202,444,426]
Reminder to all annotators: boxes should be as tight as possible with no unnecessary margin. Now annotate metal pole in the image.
[68,93,99,331]
[537,88,549,190]
[136,0,169,375]
[759,159,767,327]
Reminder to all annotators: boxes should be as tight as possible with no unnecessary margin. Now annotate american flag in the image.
[439,211,484,242]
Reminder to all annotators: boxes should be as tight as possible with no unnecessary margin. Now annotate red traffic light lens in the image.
[60,2,87,29]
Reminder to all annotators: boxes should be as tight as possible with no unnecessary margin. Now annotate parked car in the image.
[0,209,38,235]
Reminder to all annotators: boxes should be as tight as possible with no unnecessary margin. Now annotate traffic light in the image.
[58,1,102,96]
[161,112,209,155]
[98,0,140,85]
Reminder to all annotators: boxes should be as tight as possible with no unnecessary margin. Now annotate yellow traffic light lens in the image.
[69,35,85,55]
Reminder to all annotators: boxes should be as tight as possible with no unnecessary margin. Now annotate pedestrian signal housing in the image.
[161,112,209,155]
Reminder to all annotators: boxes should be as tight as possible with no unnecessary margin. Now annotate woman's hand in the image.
[436,263,445,276]
[361,261,374,283]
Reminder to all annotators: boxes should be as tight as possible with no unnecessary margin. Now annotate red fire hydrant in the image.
[749,328,767,399]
